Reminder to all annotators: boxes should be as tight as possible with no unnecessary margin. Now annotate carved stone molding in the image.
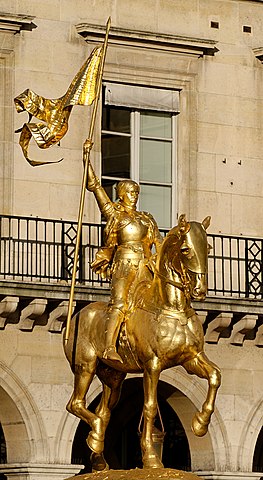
[0,12,36,34]
[254,322,263,346]
[229,314,258,345]
[19,299,47,331]
[196,310,207,325]
[76,23,219,57]
[0,463,82,480]
[0,296,19,328]
[253,47,263,63]
[0,289,262,347]
[205,313,233,343]
[48,300,76,333]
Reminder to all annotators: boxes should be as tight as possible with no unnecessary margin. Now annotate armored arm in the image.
[147,212,163,253]
[87,161,114,219]
[153,222,163,254]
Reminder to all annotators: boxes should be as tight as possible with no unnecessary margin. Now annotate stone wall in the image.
[0,0,262,235]
[0,1,263,479]
[0,284,262,479]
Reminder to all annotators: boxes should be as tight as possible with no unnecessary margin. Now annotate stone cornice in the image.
[0,12,37,34]
[1,280,263,313]
[0,281,262,344]
[76,23,219,57]
[253,47,263,63]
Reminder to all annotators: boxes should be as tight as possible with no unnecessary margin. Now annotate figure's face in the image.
[120,184,140,209]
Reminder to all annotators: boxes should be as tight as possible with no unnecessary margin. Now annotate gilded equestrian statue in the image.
[63,213,221,471]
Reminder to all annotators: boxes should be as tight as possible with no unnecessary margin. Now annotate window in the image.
[101,84,179,230]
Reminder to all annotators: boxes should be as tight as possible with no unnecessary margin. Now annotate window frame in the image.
[101,87,179,229]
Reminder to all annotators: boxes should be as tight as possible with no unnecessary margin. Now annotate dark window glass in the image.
[102,106,130,133]
[102,179,119,201]
[102,134,130,178]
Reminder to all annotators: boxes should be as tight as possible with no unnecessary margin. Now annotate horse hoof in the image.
[191,414,208,437]
[87,432,104,454]
[90,452,108,472]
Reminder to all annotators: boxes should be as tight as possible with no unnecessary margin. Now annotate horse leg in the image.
[66,361,104,454]
[89,370,126,471]
[183,351,221,437]
[141,359,163,469]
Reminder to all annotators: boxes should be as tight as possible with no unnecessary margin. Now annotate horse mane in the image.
[156,217,191,277]
[126,215,192,314]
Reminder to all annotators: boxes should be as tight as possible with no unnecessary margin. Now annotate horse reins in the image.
[153,260,191,299]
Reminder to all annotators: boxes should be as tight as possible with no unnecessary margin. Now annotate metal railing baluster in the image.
[0,214,262,299]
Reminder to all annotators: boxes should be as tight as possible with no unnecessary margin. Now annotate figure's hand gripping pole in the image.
[64,17,111,344]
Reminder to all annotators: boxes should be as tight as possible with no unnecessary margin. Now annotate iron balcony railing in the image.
[0,214,262,299]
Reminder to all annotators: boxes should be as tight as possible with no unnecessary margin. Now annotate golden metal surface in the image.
[86,174,162,362]
[65,17,111,344]
[64,209,221,470]
[14,43,102,165]
[66,468,203,480]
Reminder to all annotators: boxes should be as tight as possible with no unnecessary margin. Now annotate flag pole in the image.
[64,17,111,344]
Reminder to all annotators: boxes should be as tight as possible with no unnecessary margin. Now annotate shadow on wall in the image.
[0,424,7,480]
[253,426,263,473]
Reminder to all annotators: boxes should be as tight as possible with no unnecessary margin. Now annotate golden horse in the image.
[64,215,221,470]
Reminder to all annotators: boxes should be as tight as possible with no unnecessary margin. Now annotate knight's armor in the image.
[87,163,162,362]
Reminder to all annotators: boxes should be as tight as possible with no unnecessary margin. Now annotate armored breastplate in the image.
[117,214,149,244]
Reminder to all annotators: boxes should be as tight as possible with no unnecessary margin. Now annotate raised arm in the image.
[87,161,114,219]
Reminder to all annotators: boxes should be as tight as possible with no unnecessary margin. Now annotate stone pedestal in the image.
[0,463,83,480]
[199,473,262,480]
[66,468,203,480]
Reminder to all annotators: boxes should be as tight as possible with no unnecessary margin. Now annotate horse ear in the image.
[202,216,211,230]
[178,214,186,225]
[178,214,190,234]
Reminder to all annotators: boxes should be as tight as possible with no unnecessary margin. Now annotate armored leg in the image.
[103,307,124,363]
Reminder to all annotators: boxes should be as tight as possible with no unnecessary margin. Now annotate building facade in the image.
[0,1,263,480]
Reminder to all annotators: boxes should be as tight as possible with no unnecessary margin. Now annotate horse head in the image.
[158,214,211,302]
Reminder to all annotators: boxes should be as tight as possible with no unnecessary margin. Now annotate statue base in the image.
[67,468,203,480]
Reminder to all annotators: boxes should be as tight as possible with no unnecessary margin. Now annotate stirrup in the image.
[103,345,123,363]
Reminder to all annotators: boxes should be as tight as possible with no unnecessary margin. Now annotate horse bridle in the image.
[153,259,192,298]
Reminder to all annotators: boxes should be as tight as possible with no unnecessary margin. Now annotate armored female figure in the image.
[87,163,163,363]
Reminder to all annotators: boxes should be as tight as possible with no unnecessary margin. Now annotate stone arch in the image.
[160,368,229,471]
[238,398,263,471]
[54,376,102,463]
[0,360,48,463]
[253,425,263,472]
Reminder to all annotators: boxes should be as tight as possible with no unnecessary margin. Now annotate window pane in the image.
[102,106,130,133]
[102,179,119,201]
[140,139,172,183]
[140,184,172,229]
[140,112,172,138]
[102,134,130,178]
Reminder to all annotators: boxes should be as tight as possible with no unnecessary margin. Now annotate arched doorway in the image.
[72,378,190,472]
[0,424,6,464]
[0,362,49,465]
[0,423,7,480]
[253,426,263,473]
